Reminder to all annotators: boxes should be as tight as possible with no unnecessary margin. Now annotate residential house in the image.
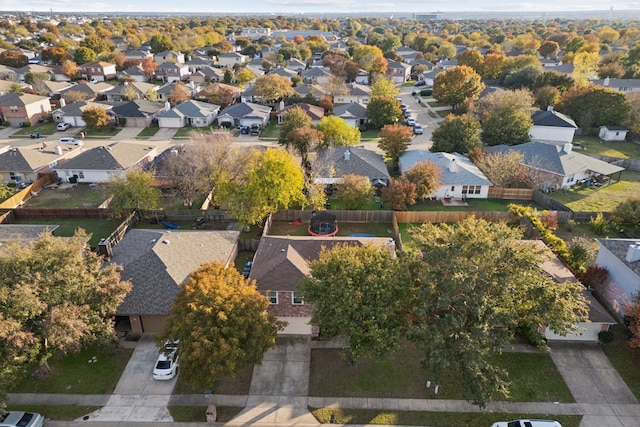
[52,101,113,127]
[438,58,458,69]
[104,81,157,102]
[277,103,324,125]
[395,46,420,63]
[111,99,167,127]
[54,142,160,183]
[249,235,393,335]
[301,67,332,84]
[332,103,368,128]
[157,100,220,128]
[193,83,242,104]
[47,64,72,82]
[216,101,271,128]
[240,27,272,40]
[398,151,492,199]
[246,57,268,73]
[529,107,578,144]
[313,146,390,188]
[113,229,239,334]
[293,83,325,101]
[599,125,629,142]
[80,61,117,81]
[118,65,148,83]
[0,81,28,96]
[334,82,371,105]
[122,49,153,65]
[13,64,54,83]
[153,50,185,64]
[155,62,190,83]
[0,145,81,185]
[0,64,18,81]
[595,239,640,316]
[59,82,114,103]
[268,67,298,79]
[0,92,51,126]
[285,58,307,72]
[421,69,443,86]
[593,76,640,93]
[156,81,197,102]
[486,141,625,191]
[188,66,225,84]
[354,69,369,85]
[185,57,214,73]
[386,59,412,83]
[218,52,248,68]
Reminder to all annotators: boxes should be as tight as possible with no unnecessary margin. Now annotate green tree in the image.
[475,89,535,146]
[407,217,589,406]
[286,126,324,171]
[106,170,161,217]
[80,34,110,55]
[159,262,281,390]
[433,65,484,110]
[316,116,361,148]
[371,77,399,98]
[534,85,561,110]
[538,41,560,59]
[218,148,306,226]
[366,96,404,129]
[236,68,254,88]
[557,85,630,129]
[457,49,484,73]
[149,34,176,53]
[254,74,294,103]
[279,106,313,146]
[377,123,413,165]
[533,70,574,93]
[0,231,131,401]
[81,106,110,128]
[613,198,640,231]
[352,44,385,73]
[0,184,14,201]
[404,160,441,202]
[431,114,482,154]
[336,174,374,210]
[74,47,97,65]
[502,64,542,90]
[299,244,411,362]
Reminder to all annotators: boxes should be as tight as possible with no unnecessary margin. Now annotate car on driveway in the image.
[59,137,83,146]
[239,125,250,134]
[57,122,71,131]
[491,420,562,427]
[153,340,179,381]
[0,411,44,427]
[413,123,423,134]
[414,79,426,86]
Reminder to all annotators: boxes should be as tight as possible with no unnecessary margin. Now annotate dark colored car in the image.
[249,124,261,136]
[414,79,426,86]
[239,126,250,134]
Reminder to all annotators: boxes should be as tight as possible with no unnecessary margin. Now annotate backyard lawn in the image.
[267,220,395,239]
[309,341,573,403]
[11,345,133,394]
[408,198,543,212]
[12,218,122,248]
[550,170,640,212]
[574,136,640,159]
[25,184,108,209]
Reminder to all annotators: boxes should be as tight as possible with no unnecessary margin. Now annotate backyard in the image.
[267,220,395,239]
[24,184,108,209]
[573,136,640,159]
[11,218,122,247]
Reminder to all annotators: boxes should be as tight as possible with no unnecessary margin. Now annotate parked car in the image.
[249,124,261,136]
[407,117,415,126]
[58,137,83,146]
[153,340,179,381]
[239,125,250,134]
[491,420,562,427]
[404,110,412,118]
[0,411,44,427]
[400,104,408,111]
[242,261,253,278]
[413,123,423,134]
[57,122,71,131]
[414,79,426,86]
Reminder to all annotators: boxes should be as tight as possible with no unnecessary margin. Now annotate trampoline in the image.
[308,211,338,237]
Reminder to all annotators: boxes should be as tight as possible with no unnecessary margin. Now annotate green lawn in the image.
[80,126,122,138]
[258,121,279,139]
[600,324,640,401]
[172,364,253,395]
[310,409,581,427]
[8,406,99,421]
[136,125,160,138]
[25,184,108,209]
[11,345,132,394]
[12,218,122,248]
[169,406,243,422]
[309,342,573,403]
[550,170,640,212]
[360,129,381,140]
[326,196,387,211]
[407,198,543,212]
[12,122,58,136]
[574,136,640,159]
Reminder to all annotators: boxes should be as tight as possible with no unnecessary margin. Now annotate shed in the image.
[599,126,629,142]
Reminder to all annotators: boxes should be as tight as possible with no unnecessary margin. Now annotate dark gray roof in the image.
[332,102,367,119]
[55,143,155,171]
[159,100,219,119]
[113,229,240,315]
[0,225,58,243]
[112,100,165,118]
[0,148,31,171]
[601,125,628,131]
[313,146,389,183]
[0,92,48,106]
[532,109,577,128]
[218,101,271,119]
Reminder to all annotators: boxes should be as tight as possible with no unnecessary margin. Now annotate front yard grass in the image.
[550,170,640,212]
[309,341,573,403]
[12,122,58,136]
[574,136,640,159]
[599,324,640,401]
[169,406,243,422]
[11,345,133,394]
[258,121,279,139]
[310,409,581,427]
[12,218,122,248]
[7,405,99,421]
[80,126,122,138]
[136,124,160,138]
[173,364,253,395]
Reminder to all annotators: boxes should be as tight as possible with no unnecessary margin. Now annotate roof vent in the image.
[162,240,170,245]
[625,242,640,263]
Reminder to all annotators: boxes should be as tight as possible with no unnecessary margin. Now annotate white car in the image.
[491,420,562,427]
[59,137,83,146]
[153,341,179,380]
[56,122,71,131]
[407,117,415,126]
[413,123,423,135]
[0,411,44,427]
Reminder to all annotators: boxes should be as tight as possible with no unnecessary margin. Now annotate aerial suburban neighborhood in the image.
[1,6,640,427]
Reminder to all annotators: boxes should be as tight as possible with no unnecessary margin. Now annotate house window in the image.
[9,172,20,182]
[474,186,481,194]
[568,174,575,183]
[451,186,455,191]
[462,185,468,194]
[73,170,85,179]
[267,291,278,304]
[9,106,18,112]
[292,292,304,305]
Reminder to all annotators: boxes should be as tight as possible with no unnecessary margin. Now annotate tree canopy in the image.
[81,106,110,128]
[106,170,161,217]
[254,74,294,103]
[316,116,361,148]
[474,89,535,146]
[431,114,482,154]
[433,65,484,110]
[336,174,375,210]
[404,160,441,202]
[377,123,413,164]
[557,85,630,129]
[366,96,404,129]
[159,262,282,390]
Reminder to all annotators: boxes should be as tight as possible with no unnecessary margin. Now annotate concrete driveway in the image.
[398,86,438,151]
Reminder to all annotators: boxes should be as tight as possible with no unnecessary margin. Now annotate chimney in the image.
[54,145,62,155]
[563,143,572,154]
[164,101,171,111]
[625,242,640,263]
[448,158,457,172]
[604,76,610,87]
[547,105,553,111]
[344,149,350,161]
[59,98,66,107]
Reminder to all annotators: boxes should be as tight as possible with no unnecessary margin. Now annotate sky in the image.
[2,0,639,14]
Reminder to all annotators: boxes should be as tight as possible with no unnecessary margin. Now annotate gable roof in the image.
[313,146,390,184]
[112,229,240,315]
[111,100,165,118]
[398,151,492,187]
[532,109,577,128]
[0,146,80,172]
[0,92,49,106]
[55,142,157,171]
[343,82,371,97]
[279,103,324,121]
[218,101,271,119]
[332,102,367,119]
[597,238,640,283]
[250,235,393,292]
[158,100,220,119]
[54,101,112,117]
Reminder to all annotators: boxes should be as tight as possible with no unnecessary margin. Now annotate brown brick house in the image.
[0,92,51,126]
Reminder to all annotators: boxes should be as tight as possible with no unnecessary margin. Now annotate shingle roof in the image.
[55,143,156,171]
[54,101,111,117]
[0,225,59,243]
[250,236,393,292]
[111,100,165,118]
[113,229,240,315]
[332,102,367,119]
[398,151,492,186]
[313,146,389,183]
[159,100,219,119]
[532,109,578,128]
[0,92,49,106]
[0,146,79,172]
[218,101,271,119]
[279,103,324,121]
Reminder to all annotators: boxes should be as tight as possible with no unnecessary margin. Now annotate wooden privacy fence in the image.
[272,209,395,223]
[394,211,517,224]
[0,174,54,210]
[487,187,534,200]
[14,208,110,220]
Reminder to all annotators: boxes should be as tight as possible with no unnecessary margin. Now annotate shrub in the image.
[612,198,640,230]
[577,265,608,290]
[420,89,433,96]
[566,219,576,232]
[598,330,614,344]
[1,120,9,127]
[568,236,596,273]
[22,121,31,127]
[589,212,612,234]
